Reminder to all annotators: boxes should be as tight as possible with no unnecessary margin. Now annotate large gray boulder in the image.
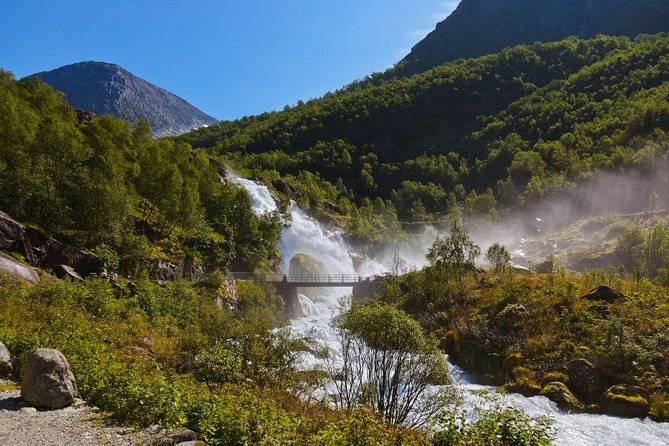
[21,348,78,409]
[0,341,12,377]
[288,253,327,301]
[0,252,40,285]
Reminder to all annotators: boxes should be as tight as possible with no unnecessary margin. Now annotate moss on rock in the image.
[540,381,584,412]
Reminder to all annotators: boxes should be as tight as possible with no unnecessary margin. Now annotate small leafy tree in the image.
[387,249,412,276]
[426,220,481,327]
[485,243,511,274]
[326,303,454,428]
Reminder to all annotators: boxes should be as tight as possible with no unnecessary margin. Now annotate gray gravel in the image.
[0,390,151,446]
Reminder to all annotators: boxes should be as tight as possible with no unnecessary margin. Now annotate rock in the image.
[539,381,584,411]
[21,349,78,409]
[152,428,196,446]
[176,442,206,446]
[19,406,37,413]
[150,259,179,282]
[56,264,84,282]
[0,252,40,285]
[504,380,541,397]
[288,253,327,300]
[0,210,93,277]
[0,341,12,378]
[179,254,203,281]
[567,358,610,404]
[602,384,650,418]
[580,285,625,303]
[289,253,327,278]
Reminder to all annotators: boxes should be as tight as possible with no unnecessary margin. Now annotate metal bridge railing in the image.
[228,273,370,284]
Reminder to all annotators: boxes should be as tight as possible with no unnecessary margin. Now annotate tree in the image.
[427,220,481,283]
[387,249,412,276]
[485,243,511,274]
[326,304,453,428]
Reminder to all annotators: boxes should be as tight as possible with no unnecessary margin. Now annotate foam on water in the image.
[233,174,669,446]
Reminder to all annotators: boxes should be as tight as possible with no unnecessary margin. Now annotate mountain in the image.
[396,0,669,76]
[31,61,218,137]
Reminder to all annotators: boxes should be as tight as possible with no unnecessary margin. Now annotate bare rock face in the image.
[21,349,78,409]
[0,252,40,285]
[0,341,12,378]
[31,61,218,138]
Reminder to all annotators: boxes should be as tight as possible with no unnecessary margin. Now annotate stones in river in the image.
[20,348,78,409]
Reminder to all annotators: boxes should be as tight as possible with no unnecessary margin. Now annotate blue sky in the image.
[0,0,459,120]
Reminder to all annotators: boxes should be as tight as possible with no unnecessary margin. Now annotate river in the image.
[229,174,668,446]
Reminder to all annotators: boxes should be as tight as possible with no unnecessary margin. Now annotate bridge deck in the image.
[228,273,373,287]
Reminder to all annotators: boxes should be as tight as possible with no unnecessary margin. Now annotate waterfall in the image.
[230,174,668,446]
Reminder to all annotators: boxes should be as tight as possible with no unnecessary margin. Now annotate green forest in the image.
[0,70,281,275]
[179,34,669,239]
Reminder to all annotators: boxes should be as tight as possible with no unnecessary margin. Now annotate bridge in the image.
[228,273,379,317]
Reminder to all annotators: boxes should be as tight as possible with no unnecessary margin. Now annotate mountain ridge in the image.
[396,0,669,76]
[32,61,218,137]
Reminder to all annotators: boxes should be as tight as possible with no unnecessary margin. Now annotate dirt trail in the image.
[0,390,149,446]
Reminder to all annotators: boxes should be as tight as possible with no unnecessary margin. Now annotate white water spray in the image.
[231,174,668,446]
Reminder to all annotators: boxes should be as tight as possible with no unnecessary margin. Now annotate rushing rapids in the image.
[230,174,668,446]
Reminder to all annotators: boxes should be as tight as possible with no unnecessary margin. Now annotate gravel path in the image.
[0,390,151,446]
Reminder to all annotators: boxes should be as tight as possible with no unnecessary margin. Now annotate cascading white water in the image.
[230,174,668,446]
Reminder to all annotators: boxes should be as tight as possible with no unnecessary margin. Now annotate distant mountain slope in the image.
[396,0,669,76]
[32,61,217,137]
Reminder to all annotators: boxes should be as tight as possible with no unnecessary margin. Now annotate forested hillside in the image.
[397,0,669,76]
[178,35,669,232]
[0,70,280,275]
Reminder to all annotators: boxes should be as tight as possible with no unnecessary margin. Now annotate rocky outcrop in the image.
[150,255,203,282]
[21,349,78,409]
[580,285,625,303]
[602,384,650,418]
[0,341,12,378]
[540,381,584,411]
[0,210,93,279]
[150,259,179,282]
[32,61,218,138]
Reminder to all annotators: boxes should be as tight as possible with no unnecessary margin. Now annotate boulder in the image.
[56,264,84,282]
[0,252,40,285]
[288,253,327,278]
[176,442,206,446]
[539,381,584,411]
[580,285,625,303]
[602,384,650,418]
[288,253,327,299]
[152,428,196,446]
[0,341,12,378]
[567,358,610,404]
[21,349,78,409]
